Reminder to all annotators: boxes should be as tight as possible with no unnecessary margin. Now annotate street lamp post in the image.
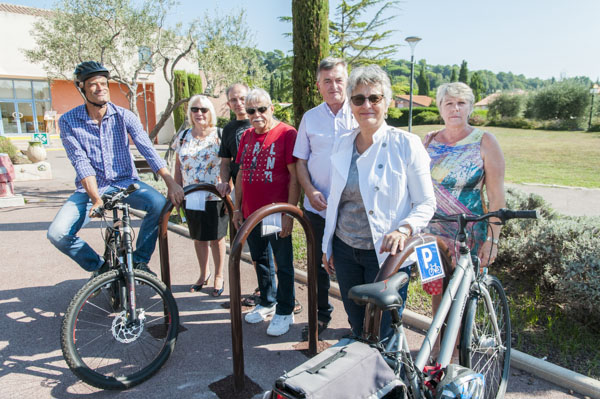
[589,84,599,130]
[405,36,422,133]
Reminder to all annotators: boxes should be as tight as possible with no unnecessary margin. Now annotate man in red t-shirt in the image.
[233,88,300,337]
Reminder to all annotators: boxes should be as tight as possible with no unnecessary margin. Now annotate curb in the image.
[139,209,600,399]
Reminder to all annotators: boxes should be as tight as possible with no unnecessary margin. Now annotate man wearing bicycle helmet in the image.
[47,61,184,276]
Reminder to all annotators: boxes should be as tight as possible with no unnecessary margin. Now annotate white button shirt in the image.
[293,100,357,217]
[322,122,436,266]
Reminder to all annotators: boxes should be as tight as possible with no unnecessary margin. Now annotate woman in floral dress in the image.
[174,95,227,296]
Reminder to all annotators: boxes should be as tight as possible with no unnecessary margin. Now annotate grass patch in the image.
[410,125,600,188]
[495,264,600,379]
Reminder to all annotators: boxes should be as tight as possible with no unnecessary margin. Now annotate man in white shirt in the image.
[293,57,357,339]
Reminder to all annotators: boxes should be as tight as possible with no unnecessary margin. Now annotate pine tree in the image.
[292,0,329,127]
[459,60,469,84]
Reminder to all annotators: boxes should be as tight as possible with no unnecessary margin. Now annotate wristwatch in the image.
[397,225,411,237]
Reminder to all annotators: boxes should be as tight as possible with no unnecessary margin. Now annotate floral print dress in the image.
[173,128,221,201]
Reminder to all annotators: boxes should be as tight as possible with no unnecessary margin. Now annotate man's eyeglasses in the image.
[191,107,209,113]
[246,106,269,115]
[350,94,384,106]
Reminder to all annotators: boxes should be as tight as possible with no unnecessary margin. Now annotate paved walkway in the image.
[507,183,600,217]
[0,149,585,398]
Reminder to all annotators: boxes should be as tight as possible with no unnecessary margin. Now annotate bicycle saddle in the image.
[348,271,409,310]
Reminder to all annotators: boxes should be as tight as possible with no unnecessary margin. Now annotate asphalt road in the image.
[0,148,589,398]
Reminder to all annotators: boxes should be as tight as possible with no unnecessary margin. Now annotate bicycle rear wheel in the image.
[460,275,511,399]
[61,270,179,390]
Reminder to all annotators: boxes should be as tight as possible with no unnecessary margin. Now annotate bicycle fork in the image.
[118,207,139,324]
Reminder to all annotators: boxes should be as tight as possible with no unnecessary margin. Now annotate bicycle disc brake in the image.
[111,309,146,343]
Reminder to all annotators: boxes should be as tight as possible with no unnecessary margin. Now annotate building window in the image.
[138,47,154,72]
[0,78,52,135]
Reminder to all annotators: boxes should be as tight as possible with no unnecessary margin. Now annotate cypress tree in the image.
[187,73,203,96]
[173,70,189,131]
[469,72,484,102]
[458,60,469,84]
[418,64,430,96]
[450,67,458,82]
[292,0,329,127]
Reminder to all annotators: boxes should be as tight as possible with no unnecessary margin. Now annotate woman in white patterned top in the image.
[173,95,227,296]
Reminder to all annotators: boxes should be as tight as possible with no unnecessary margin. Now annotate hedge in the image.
[386,107,439,127]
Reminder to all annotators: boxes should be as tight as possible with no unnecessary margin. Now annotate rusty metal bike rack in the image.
[362,234,452,341]
[158,195,319,392]
[157,183,236,289]
[228,202,318,392]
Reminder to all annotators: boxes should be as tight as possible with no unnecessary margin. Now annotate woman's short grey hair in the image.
[436,82,475,109]
[187,94,217,128]
[347,65,393,106]
[246,88,272,106]
[316,57,347,81]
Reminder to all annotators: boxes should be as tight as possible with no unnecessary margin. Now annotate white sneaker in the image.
[244,304,276,324]
[267,313,294,336]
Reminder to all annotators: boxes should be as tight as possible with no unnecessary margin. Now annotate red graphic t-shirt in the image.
[235,121,297,218]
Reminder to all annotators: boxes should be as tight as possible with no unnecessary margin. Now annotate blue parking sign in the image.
[415,241,445,284]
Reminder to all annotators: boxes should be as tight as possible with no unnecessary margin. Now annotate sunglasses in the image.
[350,94,384,106]
[246,106,269,115]
[191,107,209,113]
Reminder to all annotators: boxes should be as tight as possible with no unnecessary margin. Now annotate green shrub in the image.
[413,111,441,125]
[0,136,19,163]
[487,117,537,129]
[488,92,523,118]
[469,112,487,126]
[386,107,440,127]
[217,117,230,129]
[274,103,294,125]
[498,188,600,321]
[587,122,600,132]
[539,118,582,131]
[387,107,402,119]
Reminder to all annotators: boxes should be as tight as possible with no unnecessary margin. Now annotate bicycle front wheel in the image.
[460,275,511,399]
[61,270,179,390]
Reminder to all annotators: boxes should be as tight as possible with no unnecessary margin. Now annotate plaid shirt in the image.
[59,103,166,193]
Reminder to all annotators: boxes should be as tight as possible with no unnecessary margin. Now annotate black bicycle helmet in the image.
[74,61,109,84]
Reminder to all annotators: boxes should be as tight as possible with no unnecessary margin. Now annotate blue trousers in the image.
[332,235,408,339]
[247,222,295,316]
[47,181,166,271]
[305,211,334,324]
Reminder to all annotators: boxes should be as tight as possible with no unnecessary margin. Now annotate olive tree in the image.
[488,92,524,119]
[527,80,590,121]
[24,0,197,141]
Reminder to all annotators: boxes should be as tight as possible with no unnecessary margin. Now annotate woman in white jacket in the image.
[322,65,436,338]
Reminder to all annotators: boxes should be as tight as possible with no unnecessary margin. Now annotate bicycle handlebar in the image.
[432,208,539,224]
[91,183,139,217]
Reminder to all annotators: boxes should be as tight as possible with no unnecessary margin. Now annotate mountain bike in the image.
[60,184,179,390]
[268,208,537,399]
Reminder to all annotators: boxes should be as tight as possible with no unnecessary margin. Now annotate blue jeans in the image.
[332,235,409,339]
[47,181,166,272]
[247,222,295,315]
[305,211,334,324]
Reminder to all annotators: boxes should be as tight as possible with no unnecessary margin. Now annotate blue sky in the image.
[6,0,599,80]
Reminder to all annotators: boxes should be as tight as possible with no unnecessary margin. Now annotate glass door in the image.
[16,102,35,133]
[0,102,36,134]
[0,102,19,134]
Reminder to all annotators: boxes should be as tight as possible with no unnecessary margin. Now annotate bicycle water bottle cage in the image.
[436,364,485,399]
[348,271,409,310]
